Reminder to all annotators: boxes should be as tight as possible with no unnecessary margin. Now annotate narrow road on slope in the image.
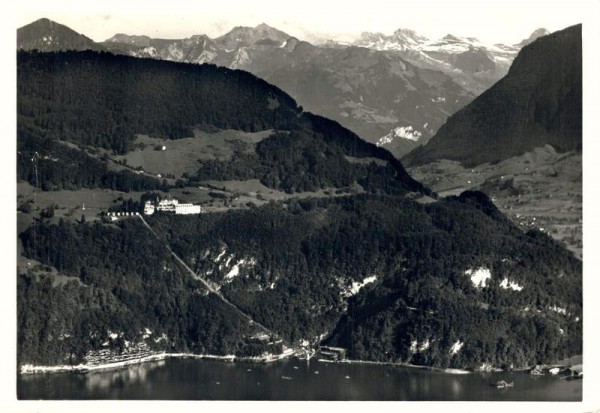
[138,215,278,339]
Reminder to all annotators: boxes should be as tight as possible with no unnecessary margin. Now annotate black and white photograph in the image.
[3,0,600,410]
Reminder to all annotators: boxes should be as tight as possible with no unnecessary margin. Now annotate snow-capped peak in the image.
[358,31,386,42]
[442,34,462,42]
[351,27,525,77]
[393,28,427,42]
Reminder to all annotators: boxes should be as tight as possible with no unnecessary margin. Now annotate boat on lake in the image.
[495,380,514,389]
[530,365,545,376]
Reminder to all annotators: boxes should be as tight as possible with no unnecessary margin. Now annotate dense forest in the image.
[18,191,582,368]
[16,49,581,370]
[18,219,280,366]
[194,129,422,194]
[17,50,425,196]
[17,50,301,154]
[145,192,581,368]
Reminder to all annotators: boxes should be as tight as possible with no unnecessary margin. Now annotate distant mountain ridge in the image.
[403,24,581,168]
[345,27,549,94]
[15,19,492,158]
[99,23,478,158]
[17,18,100,52]
[16,18,555,159]
[17,49,426,196]
[213,23,291,49]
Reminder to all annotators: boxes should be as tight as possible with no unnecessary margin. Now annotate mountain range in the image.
[403,24,581,167]
[17,18,546,158]
[344,27,549,93]
[403,24,582,259]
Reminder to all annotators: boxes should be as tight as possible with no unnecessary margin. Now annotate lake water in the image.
[17,358,582,401]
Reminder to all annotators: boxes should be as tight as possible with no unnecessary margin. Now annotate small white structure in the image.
[144,201,155,215]
[146,198,201,215]
[174,203,202,215]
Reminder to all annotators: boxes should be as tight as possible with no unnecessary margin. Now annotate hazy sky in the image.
[14,0,591,44]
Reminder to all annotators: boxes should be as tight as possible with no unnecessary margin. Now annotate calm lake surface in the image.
[17,358,582,401]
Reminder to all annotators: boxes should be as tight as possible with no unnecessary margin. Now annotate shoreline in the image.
[20,350,582,377]
[20,352,468,376]
[317,358,472,375]
[19,349,296,375]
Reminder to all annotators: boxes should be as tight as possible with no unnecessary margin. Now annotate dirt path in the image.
[137,215,278,339]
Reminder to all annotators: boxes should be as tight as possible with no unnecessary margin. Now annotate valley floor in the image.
[408,147,582,259]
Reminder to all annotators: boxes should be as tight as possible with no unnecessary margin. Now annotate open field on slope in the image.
[17,182,152,223]
[408,146,582,259]
[17,176,364,224]
[197,179,364,211]
[112,130,273,179]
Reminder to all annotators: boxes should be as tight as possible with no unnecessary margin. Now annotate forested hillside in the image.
[17,126,168,192]
[19,193,581,368]
[17,50,425,196]
[18,50,300,153]
[17,49,581,370]
[18,219,280,366]
[146,192,581,368]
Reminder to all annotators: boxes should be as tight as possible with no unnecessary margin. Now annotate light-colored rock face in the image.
[499,278,523,291]
[450,340,464,355]
[465,267,492,289]
[377,126,423,146]
[341,276,378,297]
[202,248,262,287]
